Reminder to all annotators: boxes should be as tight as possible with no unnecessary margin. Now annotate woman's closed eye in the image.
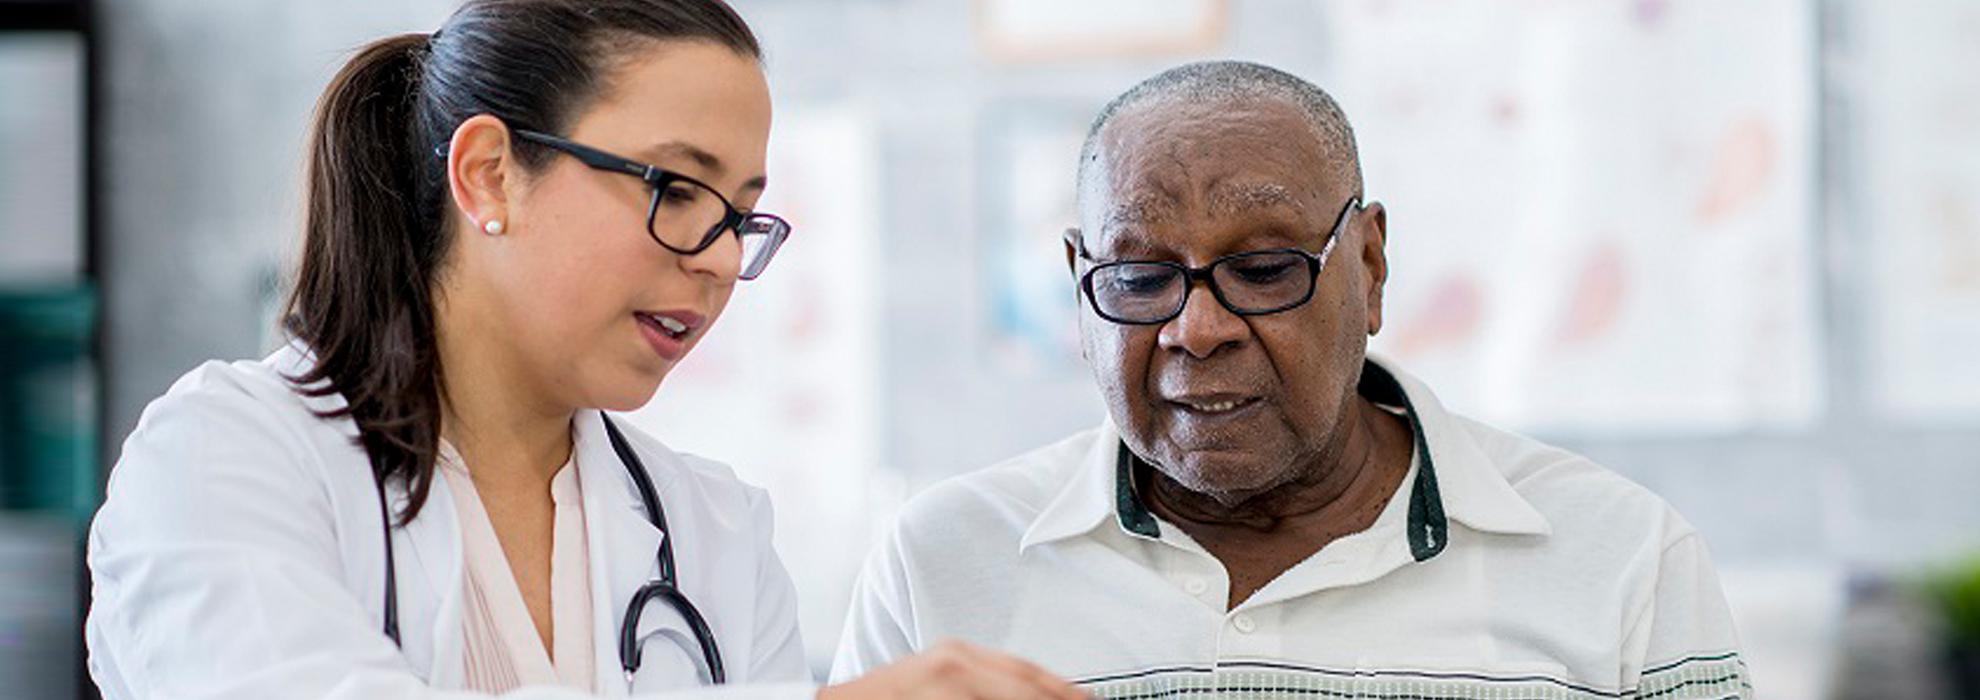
[657,181,703,206]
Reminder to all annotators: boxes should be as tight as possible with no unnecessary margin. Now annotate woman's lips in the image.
[633,310,704,362]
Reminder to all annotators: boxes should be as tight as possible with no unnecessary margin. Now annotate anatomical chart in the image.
[1859,0,1980,421]
[1327,0,1824,434]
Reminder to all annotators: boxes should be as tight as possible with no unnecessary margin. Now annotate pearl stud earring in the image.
[483,219,505,235]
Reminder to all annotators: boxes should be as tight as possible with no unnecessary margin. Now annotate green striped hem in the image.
[1076,655,1751,700]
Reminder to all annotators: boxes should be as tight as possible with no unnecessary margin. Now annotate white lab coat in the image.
[84,344,816,699]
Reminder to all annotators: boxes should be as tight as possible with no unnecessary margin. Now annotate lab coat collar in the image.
[575,410,669,694]
[267,343,675,691]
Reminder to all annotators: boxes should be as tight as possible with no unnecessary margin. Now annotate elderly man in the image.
[833,61,1749,699]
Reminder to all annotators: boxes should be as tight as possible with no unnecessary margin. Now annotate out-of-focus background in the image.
[2,0,1978,697]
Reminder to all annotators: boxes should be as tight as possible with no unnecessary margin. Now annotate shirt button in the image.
[1232,614,1257,634]
[1183,577,1208,595]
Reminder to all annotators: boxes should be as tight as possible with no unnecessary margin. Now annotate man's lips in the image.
[1165,393,1264,415]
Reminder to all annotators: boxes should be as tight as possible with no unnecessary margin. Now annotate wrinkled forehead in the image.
[1077,96,1350,254]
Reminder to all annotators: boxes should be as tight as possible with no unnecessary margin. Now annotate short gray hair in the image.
[1076,60,1363,208]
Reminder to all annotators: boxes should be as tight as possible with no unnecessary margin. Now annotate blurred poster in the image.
[1329,0,1824,434]
[1859,0,1980,422]
[979,102,1096,376]
[625,104,896,667]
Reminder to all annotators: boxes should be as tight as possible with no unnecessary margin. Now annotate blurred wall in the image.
[99,0,456,445]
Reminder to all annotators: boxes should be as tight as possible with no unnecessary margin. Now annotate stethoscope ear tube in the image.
[375,464,402,646]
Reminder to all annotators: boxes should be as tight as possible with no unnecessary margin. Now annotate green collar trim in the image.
[1113,361,1449,562]
[1115,443,1163,539]
[1357,362,1448,562]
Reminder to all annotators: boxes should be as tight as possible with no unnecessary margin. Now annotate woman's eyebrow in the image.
[638,140,767,192]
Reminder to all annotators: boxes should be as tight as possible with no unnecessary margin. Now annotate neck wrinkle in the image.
[1145,396,1406,533]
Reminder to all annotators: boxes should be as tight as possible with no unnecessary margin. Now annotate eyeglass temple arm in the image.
[515,129,653,180]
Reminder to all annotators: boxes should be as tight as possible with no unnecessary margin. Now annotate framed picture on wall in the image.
[973,0,1228,63]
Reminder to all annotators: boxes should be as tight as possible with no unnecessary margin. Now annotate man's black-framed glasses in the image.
[513,129,790,281]
[1077,197,1362,325]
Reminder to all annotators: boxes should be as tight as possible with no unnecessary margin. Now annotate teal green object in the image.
[0,284,98,518]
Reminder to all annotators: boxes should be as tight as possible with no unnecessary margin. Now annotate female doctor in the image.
[83,1,1082,699]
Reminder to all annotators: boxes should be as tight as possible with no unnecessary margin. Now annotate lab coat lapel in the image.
[272,342,469,684]
[574,410,667,695]
[388,464,467,687]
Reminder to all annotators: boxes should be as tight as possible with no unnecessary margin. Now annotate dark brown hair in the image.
[284,0,761,524]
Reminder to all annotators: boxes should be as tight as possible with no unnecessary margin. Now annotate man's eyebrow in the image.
[1101,192,1176,235]
[1085,235,1164,262]
[1085,215,1156,259]
[1207,182,1303,217]
[638,141,767,192]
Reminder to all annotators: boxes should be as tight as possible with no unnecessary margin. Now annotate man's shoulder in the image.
[891,426,1107,546]
[1452,414,1696,548]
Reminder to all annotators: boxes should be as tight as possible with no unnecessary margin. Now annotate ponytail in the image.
[285,33,445,524]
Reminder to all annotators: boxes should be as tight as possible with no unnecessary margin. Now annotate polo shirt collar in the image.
[1017,354,1550,556]
[1364,354,1552,538]
[1017,421,1123,552]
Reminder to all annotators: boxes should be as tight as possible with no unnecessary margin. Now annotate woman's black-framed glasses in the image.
[513,129,790,281]
[1077,197,1362,325]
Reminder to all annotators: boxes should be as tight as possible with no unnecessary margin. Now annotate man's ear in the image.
[1065,227,1092,363]
[1357,202,1390,337]
[446,113,516,235]
[1063,227,1083,279]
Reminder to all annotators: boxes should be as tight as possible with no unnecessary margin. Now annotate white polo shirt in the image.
[832,356,1750,699]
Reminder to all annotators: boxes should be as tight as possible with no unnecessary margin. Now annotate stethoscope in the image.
[371,413,726,685]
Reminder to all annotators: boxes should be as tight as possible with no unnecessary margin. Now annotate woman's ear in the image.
[446,114,515,235]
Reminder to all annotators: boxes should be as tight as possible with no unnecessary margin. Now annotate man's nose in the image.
[1157,281,1249,359]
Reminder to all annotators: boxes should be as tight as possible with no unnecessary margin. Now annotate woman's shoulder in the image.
[117,344,354,485]
[98,346,367,551]
[142,344,337,427]
[159,343,322,402]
